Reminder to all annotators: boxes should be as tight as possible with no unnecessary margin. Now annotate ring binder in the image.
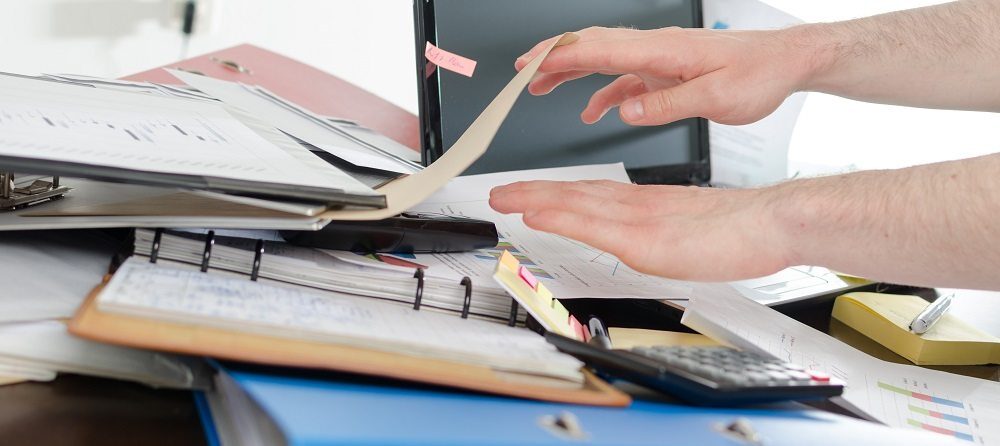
[200,230,216,273]
[460,277,473,319]
[150,228,164,264]
[508,299,519,327]
[412,269,425,310]
[251,239,265,282]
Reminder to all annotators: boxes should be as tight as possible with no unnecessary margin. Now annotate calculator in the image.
[546,333,844,406]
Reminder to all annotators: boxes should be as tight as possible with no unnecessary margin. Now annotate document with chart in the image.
[682,284,1000,445]
[0,73,382,207]
[341,163,694,300]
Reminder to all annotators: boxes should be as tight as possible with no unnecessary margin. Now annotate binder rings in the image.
[133,228,524,324]
[69,227,629,407]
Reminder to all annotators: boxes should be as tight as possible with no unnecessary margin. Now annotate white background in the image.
[1,0,997,173]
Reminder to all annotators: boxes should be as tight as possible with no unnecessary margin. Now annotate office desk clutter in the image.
[0,17,993,446]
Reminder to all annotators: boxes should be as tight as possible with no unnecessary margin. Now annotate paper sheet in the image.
[682,284,1000,444]
[0,74,374,196]
[701,0,807,187]
[403,163,693,299]
[320,33,580,220]
[167,70,418,175]
[97,258,584,382]
[5,179,326,231]
[0,229,119,323]
[0,320,209,389]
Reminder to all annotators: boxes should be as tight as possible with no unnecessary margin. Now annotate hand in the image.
[516,26,812,126]
[489,180,794,281]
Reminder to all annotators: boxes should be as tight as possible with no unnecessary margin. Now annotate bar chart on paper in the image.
[876,379,977,443]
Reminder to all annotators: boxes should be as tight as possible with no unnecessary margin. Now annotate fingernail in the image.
[622,100,644,121]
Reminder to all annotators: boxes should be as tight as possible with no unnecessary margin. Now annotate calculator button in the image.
[746,372,771,384]
[808,370,831,382]
[785,370,813,383]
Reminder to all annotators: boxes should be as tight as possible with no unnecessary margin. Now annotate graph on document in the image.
[473,238,554,279]
[876,379,980,443]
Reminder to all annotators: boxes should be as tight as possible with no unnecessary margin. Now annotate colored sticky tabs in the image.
[569,316,590,342]
[425,42,477,77]
[535,283,554,306]
[499,250,520,273]
[551,300,570,326]
[518,265,539,290]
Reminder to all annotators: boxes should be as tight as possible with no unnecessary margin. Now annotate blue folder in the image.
[198,366,964,446]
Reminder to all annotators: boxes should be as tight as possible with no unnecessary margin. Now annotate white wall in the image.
[1,0,997,172]
[0,0,418,113]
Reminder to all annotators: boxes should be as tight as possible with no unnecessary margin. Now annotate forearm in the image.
[787,0,1000,110]
[771,153,1000,289]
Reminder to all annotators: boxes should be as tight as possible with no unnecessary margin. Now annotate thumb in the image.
[619,76,721,126]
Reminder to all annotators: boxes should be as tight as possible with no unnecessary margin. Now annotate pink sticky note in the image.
[518,265,539,290]
[425,42,477,77]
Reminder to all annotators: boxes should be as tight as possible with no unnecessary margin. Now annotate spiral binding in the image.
[412,268,425,310]
[149,228,164,264]
[460,277,473,319]
[508,299,519,327]
[145,228,521,325]
[250,239,265,282]
[200,230,216,272]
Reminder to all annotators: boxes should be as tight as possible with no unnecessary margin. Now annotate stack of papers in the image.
[0,230,211,388]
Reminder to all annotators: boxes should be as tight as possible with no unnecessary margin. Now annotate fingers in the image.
[619,74,721,126]
[581,75,648,124]
[528,71,592,95]
[520,209,642,263]
[490,185,643,223]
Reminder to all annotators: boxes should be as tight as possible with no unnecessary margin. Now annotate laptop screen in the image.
[417,0,707,184]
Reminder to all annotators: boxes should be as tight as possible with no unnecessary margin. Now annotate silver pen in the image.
[909,293,954,334]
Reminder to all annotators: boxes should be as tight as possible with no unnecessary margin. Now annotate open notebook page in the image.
[97,258,582,382]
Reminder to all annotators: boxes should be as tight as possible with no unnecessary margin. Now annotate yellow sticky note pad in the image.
[833,292,1000,365]
[492,250,576,338]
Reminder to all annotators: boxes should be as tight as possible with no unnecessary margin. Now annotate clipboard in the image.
[69,275,630,407]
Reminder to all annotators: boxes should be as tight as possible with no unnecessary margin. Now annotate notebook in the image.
[69,254,628,406]
[832,292,1000,365]
[132,228,522,324]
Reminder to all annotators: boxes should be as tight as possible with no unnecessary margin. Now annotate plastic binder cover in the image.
[197,365,965,446]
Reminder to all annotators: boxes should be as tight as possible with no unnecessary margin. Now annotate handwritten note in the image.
[425,42,477,78]
[97,258,582,381]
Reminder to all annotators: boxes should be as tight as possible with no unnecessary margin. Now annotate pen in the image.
[587,316,613,349]
[909,293,954,335]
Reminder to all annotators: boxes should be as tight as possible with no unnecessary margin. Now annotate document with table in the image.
[682,284,1000,444]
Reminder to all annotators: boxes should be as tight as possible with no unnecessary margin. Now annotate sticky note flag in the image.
[569,316,590,342]
[518,265,539,290]
[499,250,520,273]
[425,42,477,77]
[535,282,554,306]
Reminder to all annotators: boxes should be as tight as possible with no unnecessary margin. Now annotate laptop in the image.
[413,0,868,306]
